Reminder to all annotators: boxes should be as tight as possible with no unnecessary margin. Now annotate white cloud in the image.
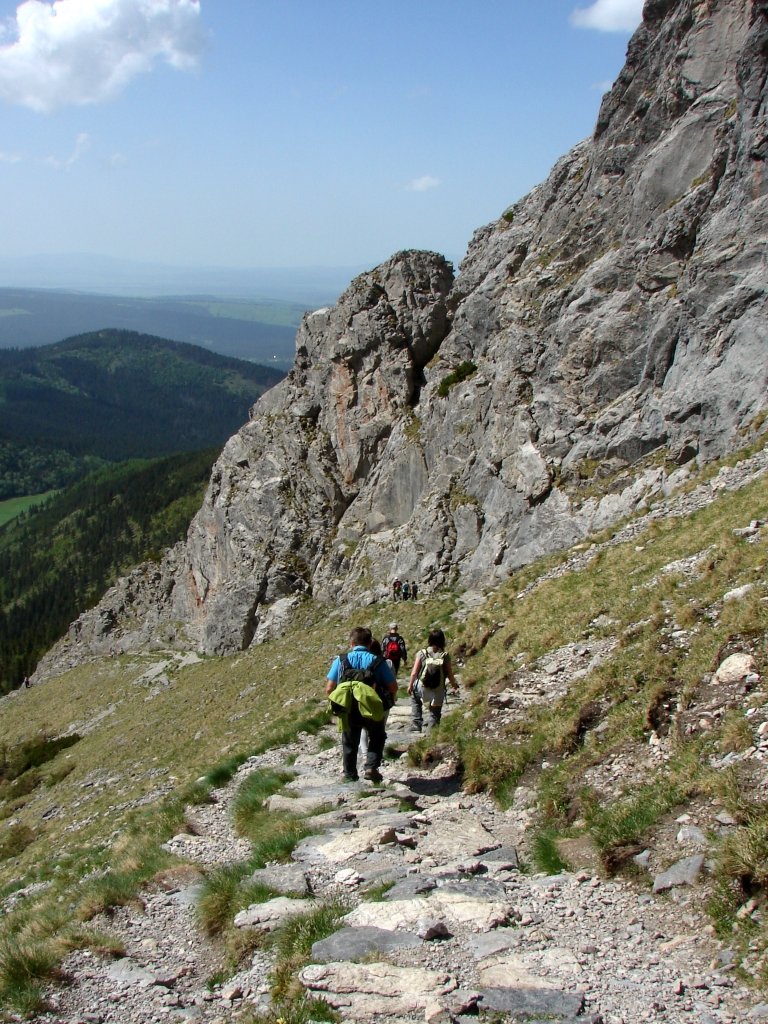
[407,175,441,193]
[0,0,204,113]
[570,0,643,32]
[45,130,90,169]
[0,149,22,162]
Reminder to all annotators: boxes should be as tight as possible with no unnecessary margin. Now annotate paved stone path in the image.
[29,697,765,1024]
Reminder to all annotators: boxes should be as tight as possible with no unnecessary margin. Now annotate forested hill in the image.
[0,449,220,692]
[0,330,285,498]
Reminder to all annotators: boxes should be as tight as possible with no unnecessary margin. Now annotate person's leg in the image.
[363,719,386,780]
[426,704,442,731]
[424,688,445,732]
[410,690,423,732]
[340,706,363,779]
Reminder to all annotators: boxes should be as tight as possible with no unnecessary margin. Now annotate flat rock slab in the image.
[479,986,585,1019]
[475,953,559,990]
[106,958,158,986]
[415,810,498,861]
[653,854,705,893]
[479,844,520,869]
[300,960,457,1017]
[233,896,309,931]
[248,863,310,895]
[465,928,522,961]
[344,890,515,933]
[384,875,438,901]
[347,810,417,830]
[265,794,334,814]
[311,925,422,962]
[437,878,509,901]
[311,825,402,863]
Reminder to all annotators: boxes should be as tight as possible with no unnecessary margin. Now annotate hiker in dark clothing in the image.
[381,622,407,676]
[326,626,397,783]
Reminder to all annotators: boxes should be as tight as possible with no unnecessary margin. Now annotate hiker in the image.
[360,638,397,760]
[381,622,407,676]
[401,580,411,601]
[392,578,402,602]
[408,627,458,733]
[410,581,419,601]
[325,626,397,783]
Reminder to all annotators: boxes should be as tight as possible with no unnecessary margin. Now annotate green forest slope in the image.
[0,330,284,499]
[0,450,219,692]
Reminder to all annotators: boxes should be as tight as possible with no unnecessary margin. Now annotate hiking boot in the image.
[363,767,383,783]
[342,773,359,783]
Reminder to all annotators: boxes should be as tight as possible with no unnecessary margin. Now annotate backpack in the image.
[384,637,401,661]
[418,649,446,690]
[339,653,395,711]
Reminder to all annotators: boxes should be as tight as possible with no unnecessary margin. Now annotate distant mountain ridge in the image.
[0,288,304,365]
[0,330,285,498]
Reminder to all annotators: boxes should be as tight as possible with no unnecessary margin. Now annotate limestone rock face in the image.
[35,0,768,674]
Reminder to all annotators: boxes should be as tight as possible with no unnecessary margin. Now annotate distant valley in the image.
[0,287,306,366]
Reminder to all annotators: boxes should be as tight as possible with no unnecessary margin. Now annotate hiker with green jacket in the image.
[326,626,397,783]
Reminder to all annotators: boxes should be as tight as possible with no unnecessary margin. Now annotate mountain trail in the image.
[31,700,762,1024]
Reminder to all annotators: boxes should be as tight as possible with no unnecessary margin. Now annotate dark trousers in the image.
[410,688,442,732]
[341,703,386,779]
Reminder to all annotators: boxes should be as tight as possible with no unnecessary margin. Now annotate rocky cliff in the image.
[36,0,768,675]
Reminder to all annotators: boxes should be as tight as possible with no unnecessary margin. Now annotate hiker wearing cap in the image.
[380,622,407,676]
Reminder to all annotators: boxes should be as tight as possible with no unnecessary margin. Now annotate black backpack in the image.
[339,654,395,710]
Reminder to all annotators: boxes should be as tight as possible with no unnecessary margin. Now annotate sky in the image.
[0,0,645,282]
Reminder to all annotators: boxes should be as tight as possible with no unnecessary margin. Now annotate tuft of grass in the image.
[718,809,768,892]
[196,863,277,938]
[0,934,61,1014]
[584,747,703,863]
[531,828,571,875]
[232,769,295,834]
[360,880,395,902]
[268,901,346,1008]
[718,710,754,754]
[0,825,37,862]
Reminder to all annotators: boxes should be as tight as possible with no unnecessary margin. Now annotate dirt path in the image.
[28,698,761,1024]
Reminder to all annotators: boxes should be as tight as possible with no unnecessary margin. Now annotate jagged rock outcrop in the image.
[35,0,768,674]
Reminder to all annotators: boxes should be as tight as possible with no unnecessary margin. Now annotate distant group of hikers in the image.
[325,622,458,783]
[392,578,418,601]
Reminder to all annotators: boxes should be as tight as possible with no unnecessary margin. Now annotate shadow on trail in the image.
[402,772,463,797]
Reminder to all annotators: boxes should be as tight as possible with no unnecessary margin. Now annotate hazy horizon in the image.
[0,0,643,278]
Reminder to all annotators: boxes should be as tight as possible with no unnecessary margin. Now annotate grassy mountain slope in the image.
[0,330,285,499]
[0,438,766,1011]
[0,449,220,692]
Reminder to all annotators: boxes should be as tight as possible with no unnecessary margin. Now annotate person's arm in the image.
[325,656,341,696]
[399,637,407,664]
[408,652,423,693]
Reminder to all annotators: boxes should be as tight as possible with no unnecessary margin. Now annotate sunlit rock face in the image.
[36,0,767,673]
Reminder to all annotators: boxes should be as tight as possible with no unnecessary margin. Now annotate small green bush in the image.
[437,361,478,397]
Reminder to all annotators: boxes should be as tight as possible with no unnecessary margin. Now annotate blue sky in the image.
[0,0,644,278]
